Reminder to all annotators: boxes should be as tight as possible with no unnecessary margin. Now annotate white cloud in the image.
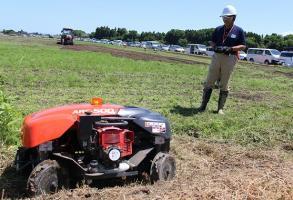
[281,31,293,36]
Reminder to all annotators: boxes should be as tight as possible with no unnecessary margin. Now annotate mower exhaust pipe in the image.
[84,162,130,178]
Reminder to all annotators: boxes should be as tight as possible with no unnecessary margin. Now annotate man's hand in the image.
[223,46,233,54]
[214,46,234,54]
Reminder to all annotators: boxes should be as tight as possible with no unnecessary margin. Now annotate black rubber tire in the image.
[264,60,270,65]
[14,147,32,175]
[150,152,176,183]
[27,160,62,196]
[249,58,254,62]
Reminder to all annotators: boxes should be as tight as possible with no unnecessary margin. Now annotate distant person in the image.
[197,5,246,114]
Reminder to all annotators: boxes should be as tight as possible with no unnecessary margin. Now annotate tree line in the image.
[87,26,293,50]
[2,27,292,50]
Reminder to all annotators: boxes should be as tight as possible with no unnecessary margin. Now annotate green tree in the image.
[117,28,128,39]
[178,38,188,47]
[72,30,87,38]
[140,32,156,41]
[95,26,112,39]
[246,32,263,47]
[124,30,138,41]
[246,37,259,48]
[165,29,185,45]
[283,34,293,49]
[264,34,284,50]
[2,29,16,35]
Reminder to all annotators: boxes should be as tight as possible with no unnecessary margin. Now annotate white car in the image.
[185,44,207,55]
[239,51,247,60]
[205,47,215,57]
[145,41,161,50]
[111,40,123,46]
[247,48,281,65]
[161,45,170,51]
[140,41,147,48]
[169,45,185,53]
[100,39,110,44]
[279,51,293,67]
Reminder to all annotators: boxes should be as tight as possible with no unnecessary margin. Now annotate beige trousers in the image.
[204,53,238,91]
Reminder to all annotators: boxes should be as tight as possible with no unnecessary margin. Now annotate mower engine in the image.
[15,98,176,196]
[98,126,134,161]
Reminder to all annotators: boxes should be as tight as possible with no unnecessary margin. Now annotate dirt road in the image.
[63,44,207,65]
[63,44,293,79]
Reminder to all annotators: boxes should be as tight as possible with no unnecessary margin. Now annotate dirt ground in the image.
[63,44,207,65]
[63,44,293,79]
[1,136,292,200]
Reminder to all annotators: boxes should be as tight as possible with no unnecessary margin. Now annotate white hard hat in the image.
[220,5,237,17]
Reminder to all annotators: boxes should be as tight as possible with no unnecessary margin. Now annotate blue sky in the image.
[1,0,292,36]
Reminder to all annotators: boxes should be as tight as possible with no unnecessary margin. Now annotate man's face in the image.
[222,15,234,26]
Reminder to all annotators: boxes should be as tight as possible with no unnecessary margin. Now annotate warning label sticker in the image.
[145,122,166,133]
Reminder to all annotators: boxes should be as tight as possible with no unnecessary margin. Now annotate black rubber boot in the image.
[217,90,229,114]
[197,88,213,112]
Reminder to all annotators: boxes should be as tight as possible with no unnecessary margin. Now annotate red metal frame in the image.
[22,103,123,148]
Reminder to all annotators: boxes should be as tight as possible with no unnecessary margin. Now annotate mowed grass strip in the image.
[0,38,292,146]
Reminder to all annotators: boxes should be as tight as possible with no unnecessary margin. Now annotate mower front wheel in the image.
[150,152,176,183]
[27,159,66,196]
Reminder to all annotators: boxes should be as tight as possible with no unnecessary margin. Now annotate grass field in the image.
[0,36,292,199]
[1,36,292,146]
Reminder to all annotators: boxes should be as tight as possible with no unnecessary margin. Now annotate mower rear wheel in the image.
[27,159,63,196]
[150,152,176,183]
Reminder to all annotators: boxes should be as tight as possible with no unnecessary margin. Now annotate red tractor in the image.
[60,28,74,45]
[15,98,176,196]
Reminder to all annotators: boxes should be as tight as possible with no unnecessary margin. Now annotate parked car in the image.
[111,40,123,46]
[100,39,110,44]
[140,41,147,48]
[279,51,293,67]
[205,46,215,57]
[185,44,207,55]
[128,41,141,47]
[169,45,185,53]
[246,48,281,65]
[239,51,247,60]
[145,41,161,50]
[161,45,170,51]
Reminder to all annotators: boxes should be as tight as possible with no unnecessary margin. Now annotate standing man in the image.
[197,5,246,114]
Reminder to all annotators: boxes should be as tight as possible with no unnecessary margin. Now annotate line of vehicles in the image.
[246,48,293,67]
[86,39,187,53]
[79,37,293,67]
[186,44,293,67]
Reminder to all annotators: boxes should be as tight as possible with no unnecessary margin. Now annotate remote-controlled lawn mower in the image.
[15,98,176,196]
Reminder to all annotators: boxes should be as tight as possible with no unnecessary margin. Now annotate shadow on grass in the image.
[170,105,201,116]
[0,164,27,199]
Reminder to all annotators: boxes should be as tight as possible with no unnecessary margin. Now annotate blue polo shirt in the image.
[212,25,246,47]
